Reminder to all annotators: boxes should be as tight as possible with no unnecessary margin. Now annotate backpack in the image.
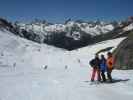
[89,59,95,67]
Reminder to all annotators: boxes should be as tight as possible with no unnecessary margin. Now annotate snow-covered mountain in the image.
[17,20,114,36]
[0,28,133,100]
[15,20,115,44]
[0,17,133,50]
[15,17,133,37]
[14,17,133,49]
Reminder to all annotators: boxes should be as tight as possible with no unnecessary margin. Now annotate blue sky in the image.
[0,0,133,23]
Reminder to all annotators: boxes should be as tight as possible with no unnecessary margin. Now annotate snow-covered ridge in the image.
[1,17,133,50]
[17,21,115,36]
[123,23,133,31]
[15,18,133,46]
[0,30,65,69]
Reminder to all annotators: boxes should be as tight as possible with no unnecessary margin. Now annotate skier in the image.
[100,55,107,82]
[106,52,114,82]
[89,54,101,82]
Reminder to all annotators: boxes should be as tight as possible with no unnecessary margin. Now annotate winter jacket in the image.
[107,56,114,70]
[89,57,100,69]
[100,58,107,72]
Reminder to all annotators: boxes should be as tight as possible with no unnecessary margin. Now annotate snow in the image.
[123,23,133,31]
[70,37,125,65]
[81,24,114,36]
[0,30,133,100]
[17,21,115,37]
[45,24,66,32]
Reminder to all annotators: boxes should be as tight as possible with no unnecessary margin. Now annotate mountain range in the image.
[0,17,133,50]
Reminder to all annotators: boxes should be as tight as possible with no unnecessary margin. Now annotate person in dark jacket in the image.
[90,54,101,82]
[100,55,107,82]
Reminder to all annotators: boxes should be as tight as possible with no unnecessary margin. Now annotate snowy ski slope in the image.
[0,30,133,100]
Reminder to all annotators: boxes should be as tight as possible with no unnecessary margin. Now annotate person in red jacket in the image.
[106,52,114,82]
